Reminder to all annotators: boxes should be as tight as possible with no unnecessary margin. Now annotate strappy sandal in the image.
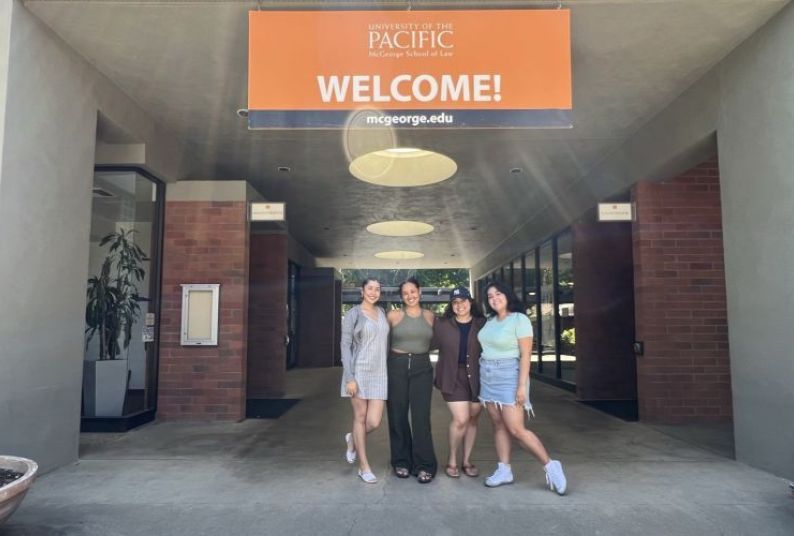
[445,465,461,478]
[393,467,410,479]
[417,470,434,484]
[462,464,480,477]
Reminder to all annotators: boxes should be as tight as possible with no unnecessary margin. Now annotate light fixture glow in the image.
[367,221,434,237]
[374,250,425,260]
[349,148,457,187]
[384,147,422,154]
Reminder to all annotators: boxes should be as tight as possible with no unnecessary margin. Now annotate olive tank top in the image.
[390,312,433,354]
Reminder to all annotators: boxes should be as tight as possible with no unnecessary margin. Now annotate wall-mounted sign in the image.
[250,202,286,222]
[248,10,571,128]
[142,326,154,343]
[180,284,220,346]
[598,203,635,222]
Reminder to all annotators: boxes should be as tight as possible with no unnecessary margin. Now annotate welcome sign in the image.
[248,10,571,128]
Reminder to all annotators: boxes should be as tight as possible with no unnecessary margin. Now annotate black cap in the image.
[449,286,472,302]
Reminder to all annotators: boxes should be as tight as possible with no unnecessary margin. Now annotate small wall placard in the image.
[181,284,220,346]
[598,202,635,222]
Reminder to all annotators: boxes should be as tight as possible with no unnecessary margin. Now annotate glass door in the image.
[83,169,162,420]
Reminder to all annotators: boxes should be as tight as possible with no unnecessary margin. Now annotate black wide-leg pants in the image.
[386,352,437,476]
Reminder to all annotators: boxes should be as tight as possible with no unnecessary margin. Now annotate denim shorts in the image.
[478,358,534,417]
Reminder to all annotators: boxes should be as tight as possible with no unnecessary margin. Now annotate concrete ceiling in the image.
[25,0,790,269]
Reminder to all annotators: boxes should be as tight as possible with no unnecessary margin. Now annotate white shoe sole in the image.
[484,478,514,488]
[345,433,356,464]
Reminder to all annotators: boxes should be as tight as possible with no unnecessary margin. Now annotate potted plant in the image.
[0,456,38,526]
[83,228,146,416]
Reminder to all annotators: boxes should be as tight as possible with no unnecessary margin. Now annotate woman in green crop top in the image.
[386,277,437,483]
[478,280,568,495]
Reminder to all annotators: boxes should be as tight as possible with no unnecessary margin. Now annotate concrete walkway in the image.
[5,368,793,535]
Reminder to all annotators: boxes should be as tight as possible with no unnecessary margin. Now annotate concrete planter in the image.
[83,359,129,416]
[0,456,38,526]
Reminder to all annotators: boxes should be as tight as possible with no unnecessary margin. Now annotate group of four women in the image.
[340,277,567,494]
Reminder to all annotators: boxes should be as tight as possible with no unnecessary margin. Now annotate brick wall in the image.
[247,233,287,398]
[632,158,732,423]
[158,201,249,420]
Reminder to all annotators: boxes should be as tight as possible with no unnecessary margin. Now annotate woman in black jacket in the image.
[432,286,486,478]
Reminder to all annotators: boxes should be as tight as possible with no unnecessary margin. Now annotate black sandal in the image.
[417,470,434,484]
[394,467,410,479]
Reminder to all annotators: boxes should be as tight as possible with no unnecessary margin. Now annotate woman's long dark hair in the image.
[398,277,421,295]
[360,277,380,289]
[483,280,524,316]
[443,297,485,319]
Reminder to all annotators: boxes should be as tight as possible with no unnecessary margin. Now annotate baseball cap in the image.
[449,286,472,302]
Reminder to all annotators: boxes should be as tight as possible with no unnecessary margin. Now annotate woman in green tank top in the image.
[386,277,438,483]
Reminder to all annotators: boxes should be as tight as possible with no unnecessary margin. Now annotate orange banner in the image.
[248,10,571,112]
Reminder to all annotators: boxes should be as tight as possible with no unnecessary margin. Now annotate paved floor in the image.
[4,368,793,535]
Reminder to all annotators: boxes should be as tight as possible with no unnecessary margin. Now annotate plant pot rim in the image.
[0,456,38,501]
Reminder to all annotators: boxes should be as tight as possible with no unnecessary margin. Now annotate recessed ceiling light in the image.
[367,221,434,237]
[374,250,425,260]
[384,147,422,154]
[236,109,249,118]
[349,148,457,187]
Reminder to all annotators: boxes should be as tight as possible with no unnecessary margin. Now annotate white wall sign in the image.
[598,202,635,222]
[250,202,285,222]
[180,284,220,346]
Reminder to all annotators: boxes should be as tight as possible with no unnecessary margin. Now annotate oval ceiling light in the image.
[374,250,425,260]
[367,220,434,237]
[349,148,457,187]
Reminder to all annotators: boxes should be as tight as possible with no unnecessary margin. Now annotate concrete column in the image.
[716,3,794,477]
[0,1,97,472]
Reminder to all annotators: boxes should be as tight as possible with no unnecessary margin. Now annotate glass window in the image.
[557,230,575,383]
[523,252,540,368]
[503,263,513,290]
[83,170,162,418]
[512,257,523,306]
[539,240,557,377]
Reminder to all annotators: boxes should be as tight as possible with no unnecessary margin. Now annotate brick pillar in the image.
[572,218,637,401]
[632,158,732,423]
[247,233,287,398]
[158,200,249,420]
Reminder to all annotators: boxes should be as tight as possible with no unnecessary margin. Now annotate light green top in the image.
[477,312,533,360]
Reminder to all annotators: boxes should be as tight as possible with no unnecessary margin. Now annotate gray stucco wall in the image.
[0,1,181,472]
[0,1,11,177]
[716,4,794,478]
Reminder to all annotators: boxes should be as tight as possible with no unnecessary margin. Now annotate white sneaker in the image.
[484,463,514,487]
[358,469,377,484]
[544,460,567,495]
[344,433,356,464]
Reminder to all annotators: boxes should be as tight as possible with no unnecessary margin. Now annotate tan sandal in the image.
[462,464,479,477]
[445,465,460,478]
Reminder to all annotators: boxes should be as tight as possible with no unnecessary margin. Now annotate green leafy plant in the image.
[560,327,576,355]
[85,229,146,360]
